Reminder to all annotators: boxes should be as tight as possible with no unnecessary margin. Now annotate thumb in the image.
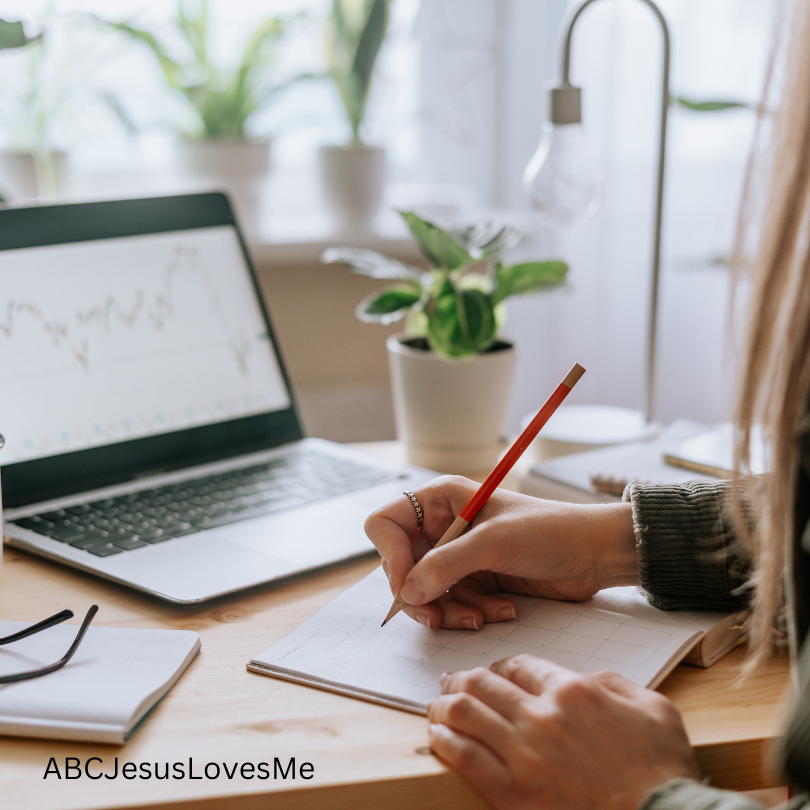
[400,524,497,604]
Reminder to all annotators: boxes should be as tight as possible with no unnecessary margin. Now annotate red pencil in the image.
[381,363,586,626]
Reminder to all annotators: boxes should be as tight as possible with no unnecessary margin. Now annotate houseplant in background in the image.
[323,212,568,472]
[320,0,390,232]
[108,0,311,233]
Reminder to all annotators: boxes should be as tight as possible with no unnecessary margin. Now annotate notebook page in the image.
[249,567,733,711]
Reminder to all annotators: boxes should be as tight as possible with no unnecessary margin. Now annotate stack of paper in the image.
[0,621,200,743]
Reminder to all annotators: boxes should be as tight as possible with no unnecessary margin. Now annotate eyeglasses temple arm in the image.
[0,605,98,685]
[0,609,74,646]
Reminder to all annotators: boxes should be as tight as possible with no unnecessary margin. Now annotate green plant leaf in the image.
[107,9,295,140]
[327,1,362,136]
[327,0,390,139]
[400,212,473,271]
[193,88,255,137]
[235,16,284,103]
[457,288,496,350]
[348,0,388,134]
[427,286,496,358]
[453,221,522,259]
[177,0,208,67]
[321,246,422,279]
[99,90,139,136]
[0,18,30,50]
[673,96,751,112]
[405,308,428,337]
[492,260,568,305]
[356,283,422,324]
[108,22,186,89]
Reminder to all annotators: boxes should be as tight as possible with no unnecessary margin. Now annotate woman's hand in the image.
[427,656,700,810]
[364,475,638,630]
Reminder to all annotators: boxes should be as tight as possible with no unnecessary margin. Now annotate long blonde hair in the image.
[735,0,810,665]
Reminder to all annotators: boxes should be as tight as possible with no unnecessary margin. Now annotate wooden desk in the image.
[0,444,792,809]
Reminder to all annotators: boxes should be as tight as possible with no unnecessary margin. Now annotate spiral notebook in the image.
[248,568,745,714]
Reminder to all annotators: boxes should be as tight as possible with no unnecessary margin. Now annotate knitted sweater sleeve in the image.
[624,480,752,612]
[625,483,810,809]
[641,779,809,810]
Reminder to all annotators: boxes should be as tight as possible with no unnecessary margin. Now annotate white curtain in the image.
[418,0,772,431]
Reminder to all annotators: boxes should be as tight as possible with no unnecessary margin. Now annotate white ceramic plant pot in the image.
[387,334,516,474]
[175,138,270,235]
[319,143,386,232]
[0,150,67,202]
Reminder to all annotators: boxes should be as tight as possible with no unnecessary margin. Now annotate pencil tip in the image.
[380,618,388,627]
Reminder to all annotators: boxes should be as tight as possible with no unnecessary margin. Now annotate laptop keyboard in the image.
[11,451,403,558]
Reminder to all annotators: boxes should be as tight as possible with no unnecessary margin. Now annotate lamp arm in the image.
[560,0,670,422]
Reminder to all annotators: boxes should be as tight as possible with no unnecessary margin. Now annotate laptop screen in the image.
[0,194,302,508]
[1,226,290,465]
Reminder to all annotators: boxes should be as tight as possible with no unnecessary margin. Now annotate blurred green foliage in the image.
[326,0,390,142]
[108,0,309,139]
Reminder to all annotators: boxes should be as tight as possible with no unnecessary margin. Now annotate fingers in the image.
[490,654,570,696]
[427,723,511,797]
[435,598,484,630]
[592,670,682,722]
[400,599,444,631]
[365,476,478,595]
[401,592,483,631]
[426,668,528,797]
[428,591,517,630]
[401,522,501,605]
[428,689,514,745]
[402,581,518,631]
[364,497,422,594]
[591,669,649,701]
[440,667,528,722]
[449,583,518,623]
[427,691,515,779]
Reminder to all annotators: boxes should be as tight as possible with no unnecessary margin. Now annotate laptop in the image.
[0,193,434,603]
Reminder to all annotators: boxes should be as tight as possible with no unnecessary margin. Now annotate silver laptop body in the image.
[1,194,433,603]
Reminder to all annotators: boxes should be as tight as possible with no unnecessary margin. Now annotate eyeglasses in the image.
[0,605,98,684]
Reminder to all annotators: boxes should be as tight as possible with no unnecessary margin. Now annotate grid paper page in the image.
[248,567,732,712]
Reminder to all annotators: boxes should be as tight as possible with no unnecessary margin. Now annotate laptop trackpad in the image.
[207,499,374,565]
[105,535,295,603]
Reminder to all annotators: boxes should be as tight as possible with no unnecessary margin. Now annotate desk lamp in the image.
[523,0,669,451]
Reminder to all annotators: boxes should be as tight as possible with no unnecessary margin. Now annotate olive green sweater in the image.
[625,480,810,809]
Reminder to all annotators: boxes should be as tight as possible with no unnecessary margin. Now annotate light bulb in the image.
[523,121,600,228]
[523,82,600,229]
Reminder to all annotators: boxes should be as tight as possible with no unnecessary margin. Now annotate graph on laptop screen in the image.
[0,225,290,464]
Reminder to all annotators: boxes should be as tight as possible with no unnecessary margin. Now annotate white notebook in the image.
[248,568,744,714]
[0,621,200,744]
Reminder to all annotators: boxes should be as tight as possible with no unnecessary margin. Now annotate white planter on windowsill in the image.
[387,333,516,474]
[175,138,271,235]
[0,150,67,203]
[318,142,386,234]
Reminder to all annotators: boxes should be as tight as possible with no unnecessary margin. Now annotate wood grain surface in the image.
[0,442,793,808]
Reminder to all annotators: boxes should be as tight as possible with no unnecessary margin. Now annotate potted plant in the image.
[0,16,67,202]
[323,212,568,472]
[320,0,390,231]
[108,0,311,232]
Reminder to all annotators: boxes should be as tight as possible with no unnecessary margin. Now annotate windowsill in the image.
[52,166,422,265]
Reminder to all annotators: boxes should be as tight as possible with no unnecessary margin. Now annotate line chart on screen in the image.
[0,226,289,464]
